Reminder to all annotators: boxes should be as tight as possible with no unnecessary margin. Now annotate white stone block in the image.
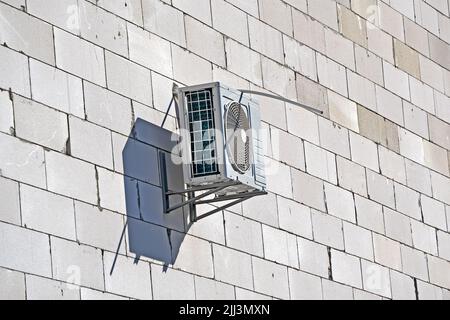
[29,59,84,118]
[367,23,394,64]
[328,89,360,132]
[373,233,402,271]
[213,245,253,290]
[324,28,355,70]
[428,255,450,289]
[54,29,105,86]
[355,45,384,86]
[288,269,323,300]
[343,222,373,261]
[46,150,97,204]
[224,212,264,257]
[0,91,13,134]
[325,183,355,223]
[27,0,79,34]
[405,159,432,196]
[422,194,447,230]
[331,249,362,289]
[0,267,25,300]
[26,275,79,300]
[262,225,299,268]
[0,176,20,225]
[0,222,51,277]
[293,8,326,53]
[316,53,348,97]
[14,96,68,152]
[0,133,46,188]
[390,270,416,300]
[383,61,410,100]
[376,85,404,126]
[249,16,284,63]
[417,280,444,300]
[297,237,329,278]
[401,245,429,281]
[93,0,143,26]
[278,197,313,239]
[322,279,353,300]
[286,104,320,145]
[259,0,293,35]
[0,46,30,97]
[355,195,385,234]
[252,257,289,300]
[271,126,305,171]
[361,260,391,298]
[395,183,421,220]
[225,39,262,86]
[311,210,344,250]
[172,46,212,86]
[194,276,235,300]
[437,231,450,261]
[243,192,279,227]
[261,57,296,100]
[308,0,338,30]
[431,172,450,205]
[411,219,438,255]
[305,142,337,184]
[367,170,395,208]
[347,70,376,113]
[318,117,351,158]
[283,35,317,80]
[379,146,406,185]
[378,1,405,41]
[173,0,211,24]
[292,169,325,211]
[350,132,379,172]
[211,0,249,45]
[384,207,412,245]
[151,265,195,300]
[409,76,435,114]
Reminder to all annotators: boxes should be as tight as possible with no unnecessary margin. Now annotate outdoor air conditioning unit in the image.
[177,82,266,194]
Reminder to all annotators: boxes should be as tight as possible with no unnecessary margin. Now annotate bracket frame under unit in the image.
[159,152,267,222]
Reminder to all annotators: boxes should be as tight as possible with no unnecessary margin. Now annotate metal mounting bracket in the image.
[159,152,267,222]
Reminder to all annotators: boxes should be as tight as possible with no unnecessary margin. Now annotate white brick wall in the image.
[1,0,450,300]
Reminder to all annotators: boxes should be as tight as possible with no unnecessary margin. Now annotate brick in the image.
[423,140,449,176]
[383,61,410,100]
[361,260,391,298]
[0,177,20,225]
[69,116,113,169]
[403,101,429,139]
[128,23,173,77]
[54,29,106,86]
[288,269,323,300]
[105,51,152,105]
[355,46,384,86]
[428,255,450,289]
[311,210,344,250]
[297,237,328,278]
[213,245,253,290]
[172,46,212,86]
[91,0,143,26]
[411,219,438,255]
[347,70,376,113]
[376,85,404,126]
[29,59,84,118]
[328,90,359,132]
[429,115,450,150]
[343,222,373,261]
[318,117,351,158]
[435,91,450,127]
[266,160,292,198]
[262,225,299,268]
[398,128,424,166]
[0,222,51,277]
[390,0,415,20]
[305,142,337,184]
[355,195,384,234]
[46,150,97,204]
[0,133,46,188]
[78,1,128,56]
[422,194,447,230]
[292,169,325,211]
[51,237,104,290]
[151,265,195,300]
[261,57,296,100]
[142,0,185,46]
[395,183,421,220]
[27,0,78,33]
[322,279,353,300]
[431,172,450,205]
[14,96,68,152]
[104,252,152,299]
[0,268,25,300]
[405,159,432,195]
[367,23,394,64]
[26,275,79,300]
[277,197,313,239]
[325,28,355,70]
[373,233,402,271]
[378,2,405,41]
[307,0,338,30]
[194,276,235,300]
[0,91,13,134]
[97,168,126,214]
[405,18,430,56]
[338,5,367,47]
[259,0,293,35]
[409,76,435,114]
[252,257,289,300]
[271,127,305,171]
[350,132,379,172]
[390,270,416,300]
[249,16,284,63]
[185,16,225,67]
[401,245,429,281]
[378,146,406,184]
[429,33,450,70]
[417,280,444,300]
[286,104,319,145]
[173,0,211,24]
[84,82,132,136]
[337,156,367,196]
[0,46,30,97]
[325,183,355,223]
[437,230,450,261]
[21,185,76,240]
[224,212,263,257]
[331,249,362,288]
[439,12,450,42]
[0,3,54,64]
[316,53,348,97]
[211,0,248,45]
[243,192,278,227]
[297,76,329,117]
[421,58,445,98]
[258,86,287,128]
[384,207,412,245]
[394,39,420,78]
[293,9,326,53]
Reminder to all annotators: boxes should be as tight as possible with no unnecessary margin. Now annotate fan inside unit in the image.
[225,102,251,174]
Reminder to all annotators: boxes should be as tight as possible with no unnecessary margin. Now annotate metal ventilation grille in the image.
[225,102,251,173]
[186,89,219,177]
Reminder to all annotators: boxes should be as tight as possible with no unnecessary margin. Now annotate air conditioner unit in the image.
[176,82,266,195]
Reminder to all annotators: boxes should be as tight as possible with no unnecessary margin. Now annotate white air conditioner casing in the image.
[177,82,266,194]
